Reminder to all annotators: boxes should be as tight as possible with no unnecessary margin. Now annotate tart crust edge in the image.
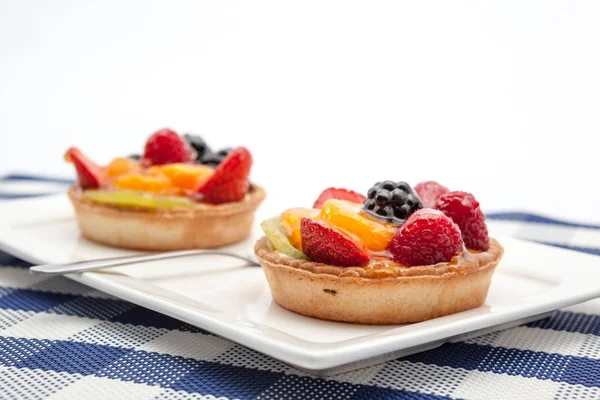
[68,185,266,250]
[255,236,504,324]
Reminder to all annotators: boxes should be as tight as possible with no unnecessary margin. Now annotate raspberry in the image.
[388,209,463,266]
[414,181,449,208]
[143,128,194,165]
[435,191,489,251]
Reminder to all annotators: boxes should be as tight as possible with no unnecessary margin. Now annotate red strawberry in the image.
[198,147,252,204]
[300,218,369,267]
[313,188,366,209]
[64,147,105,189]
[143,128,194,166]
[414,181,449,208]
[435,191,489,251]
[388,208,463,266]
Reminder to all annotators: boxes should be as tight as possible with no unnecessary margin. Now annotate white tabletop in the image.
[1,1,598,222]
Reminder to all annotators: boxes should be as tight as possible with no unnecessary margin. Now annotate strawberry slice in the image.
[313,188,366,209]
[197,147,252,204]
[300,218,369,267]
[64,147,105,189]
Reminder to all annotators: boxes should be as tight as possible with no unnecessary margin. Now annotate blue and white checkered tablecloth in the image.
[1,174,600,400]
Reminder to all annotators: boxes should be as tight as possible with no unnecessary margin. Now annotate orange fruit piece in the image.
[106,157,140,178]
[151,164,215,191]
[280,208,319,251]
[113,173,174,194]
[317,199,396,252]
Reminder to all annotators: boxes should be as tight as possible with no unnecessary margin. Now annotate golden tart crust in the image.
[68,185,265,251]
[255,237,504,324]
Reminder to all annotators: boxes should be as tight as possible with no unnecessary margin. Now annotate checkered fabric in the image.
[1,174,600,400]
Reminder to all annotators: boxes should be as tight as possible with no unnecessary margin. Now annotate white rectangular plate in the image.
[2,195,600,376]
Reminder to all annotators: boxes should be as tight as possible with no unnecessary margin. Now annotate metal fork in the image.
[30,249,260,275]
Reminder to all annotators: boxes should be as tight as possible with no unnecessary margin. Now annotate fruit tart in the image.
[254,182,503,324]
[65,128,265,250]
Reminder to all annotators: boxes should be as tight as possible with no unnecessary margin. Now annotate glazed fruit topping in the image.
[435,191,489,251]
[363,181,422,224]
[388,208,463,266]
[313,188,366,209]
[270,180,491,267]
[64,147,105,189]
[261,217,309,260]
[198,147,252,204]
[414,181,449,208]
[66,128,254,207]
[143,128,194,166]
[300,218,369,267]
[319,199,395,252]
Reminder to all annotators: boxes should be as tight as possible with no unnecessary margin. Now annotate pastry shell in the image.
[254,237,504,324]
[68,185,265,251]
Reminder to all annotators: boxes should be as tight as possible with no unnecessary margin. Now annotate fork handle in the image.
[30,249,256,275]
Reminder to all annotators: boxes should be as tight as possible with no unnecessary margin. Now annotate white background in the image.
[1,1,599,221]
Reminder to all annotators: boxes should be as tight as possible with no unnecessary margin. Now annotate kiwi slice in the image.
[260,217,308,260]
[83,190,195,210]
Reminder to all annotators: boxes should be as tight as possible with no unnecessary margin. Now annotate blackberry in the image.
[216,147,232,158]
[128,154,141,160]
[183,134,211,160]
[362,180,423,224]
[198,148,232,167]
[199,152,222,167]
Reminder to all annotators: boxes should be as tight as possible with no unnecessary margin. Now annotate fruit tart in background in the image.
[255,181,503,324]
[65,128,265,250]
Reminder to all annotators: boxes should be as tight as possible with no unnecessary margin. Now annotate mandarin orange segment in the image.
[280,207,319,251]
[113,173,174,194]
[106,157,140,178]
[151,164,214,191]
[317,199,396,252]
